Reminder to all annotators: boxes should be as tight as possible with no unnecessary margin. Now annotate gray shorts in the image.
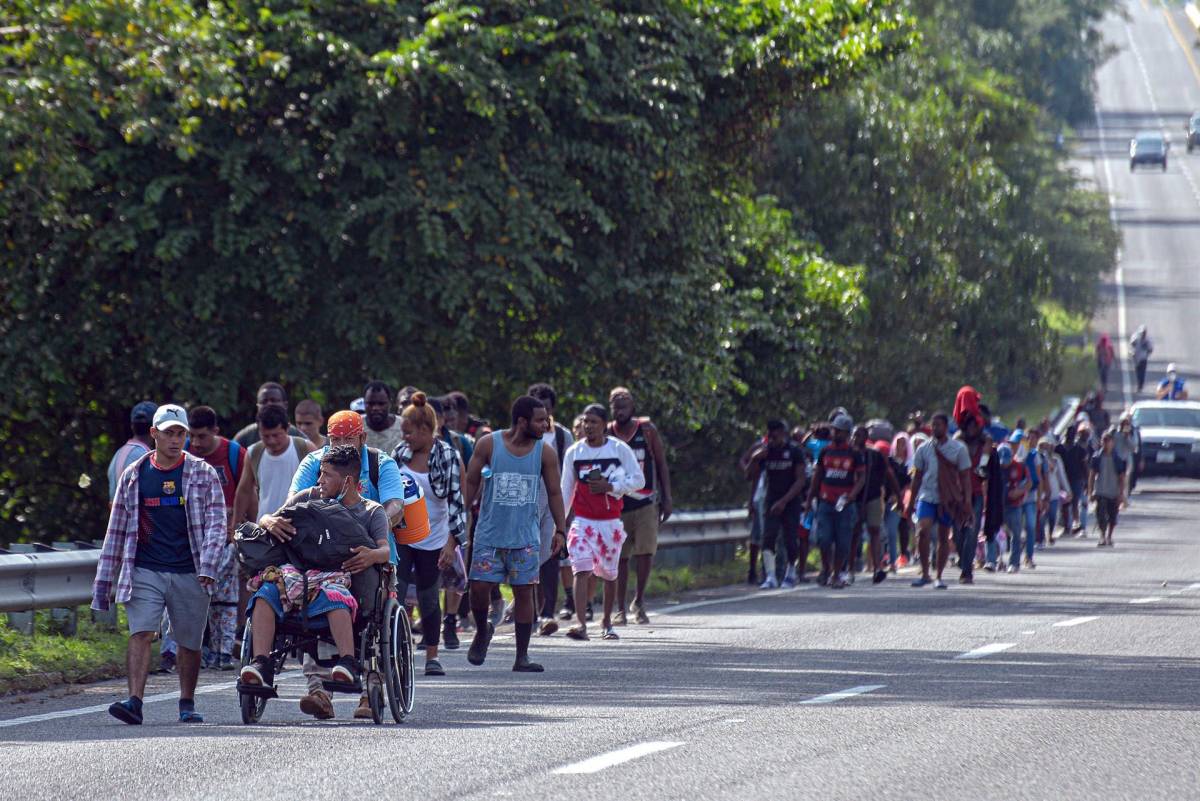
[125,567,210,651]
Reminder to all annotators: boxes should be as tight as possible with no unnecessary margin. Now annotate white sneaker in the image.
[838,571,851,585]
[759,575,778,589]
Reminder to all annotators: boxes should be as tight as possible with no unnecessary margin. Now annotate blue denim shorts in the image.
[469,544,540,586]
[916,500,953,527]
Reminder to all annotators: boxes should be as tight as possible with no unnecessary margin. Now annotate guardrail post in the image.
[4,544,36,634]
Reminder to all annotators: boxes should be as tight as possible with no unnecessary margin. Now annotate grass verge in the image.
[0,608,135,695]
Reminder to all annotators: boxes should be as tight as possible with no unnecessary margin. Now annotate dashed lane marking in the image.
[955,643,1016,660]
[1053,616,1100,628]
[553,741,685,774]
[799,684,886,705]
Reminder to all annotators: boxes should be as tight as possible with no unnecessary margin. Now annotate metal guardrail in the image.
[1186,3,1200,33]
[0,513,749,615]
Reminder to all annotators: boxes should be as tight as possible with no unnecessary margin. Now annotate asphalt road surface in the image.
[3,2,1199,799]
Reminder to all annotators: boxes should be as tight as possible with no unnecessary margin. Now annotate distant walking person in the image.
[608,386,673,625]
[106,401,156,501]
[1156,363,1189,401]
[92,405,227,724]
[1089,430,1127,547]
[1095,334,1115,392]
[1130,326,1153,394]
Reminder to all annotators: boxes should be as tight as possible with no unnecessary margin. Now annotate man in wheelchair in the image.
[239,445,391,691]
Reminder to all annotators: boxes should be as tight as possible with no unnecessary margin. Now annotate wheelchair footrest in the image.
[237,682,278,699]
[321,679,363,695]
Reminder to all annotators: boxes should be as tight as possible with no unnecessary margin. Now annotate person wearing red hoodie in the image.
[560,404,645,641]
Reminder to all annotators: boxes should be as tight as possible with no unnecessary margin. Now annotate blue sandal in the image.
[178,709,205,723]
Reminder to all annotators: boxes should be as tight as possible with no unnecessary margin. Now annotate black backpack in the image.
[235,498,376,574]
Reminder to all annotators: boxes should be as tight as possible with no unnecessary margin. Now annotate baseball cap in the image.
[130,401,157,424]
[349,397,366,413]
[832,414,853,432]
[152,404,188,432]
[871,440,891,457]
[1167,362,1178,374]
[328,410,364,438]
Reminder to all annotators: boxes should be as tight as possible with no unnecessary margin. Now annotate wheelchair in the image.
[236,563,415,725]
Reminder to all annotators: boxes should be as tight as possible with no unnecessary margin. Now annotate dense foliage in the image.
[1,0,906,540]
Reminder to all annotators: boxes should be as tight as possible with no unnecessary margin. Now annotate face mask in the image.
[335,476,351,504]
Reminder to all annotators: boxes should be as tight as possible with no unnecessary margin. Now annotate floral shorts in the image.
[568,517,626,581]
[469,544,540,586]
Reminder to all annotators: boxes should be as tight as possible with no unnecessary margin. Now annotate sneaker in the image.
[558,599,575,620]
[911,577,932,588]
[759,575,779,590]
[817,570,830,587]
[585,603,594,622]
[501,602,515,625]
[934,579,948,590]
[613,609,627,626]
[178,709,204,723]
[1023,558,1036,569]
[240,656,274,687]
[983,562,996,572]
[566,624,589,641]
[299,691,335,720]
[1007,564,1019,574]
[354,695,373,719]
[838,571,851,586]
[958,574,974,585]
[442,615,461,650]
[896,555,909,569]
[468,622,494,665]
[424,658,445,677]
[538,618,559,637]
[331,655,360,685]
[601,626,620,640]
[783,565,798,585]
[107,699,143,725]
[872,570,887,585]
[780,575,797,589]
[158,650,177,674]
[217,654,236,671]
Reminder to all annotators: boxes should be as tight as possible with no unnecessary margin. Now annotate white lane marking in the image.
[723,718,747,724]
[652,585,815,616]
[1130,597,1162,604]
[955,643,1016,660]
[1091,105,1131,409]
[553,741,685,774]
[0,670,299,729]
[799,684,886,705]
[1020,630,1037,635]
[1053,616,1099,627]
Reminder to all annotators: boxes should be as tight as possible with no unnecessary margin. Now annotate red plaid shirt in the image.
[91,452,227,611]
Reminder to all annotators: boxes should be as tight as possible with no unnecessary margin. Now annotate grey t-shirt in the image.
[1094,454,1121,499]
[912,437,970,504]
[365,418,405,456]
[293,487,390,545]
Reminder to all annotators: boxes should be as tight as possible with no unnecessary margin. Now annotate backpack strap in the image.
[367,447,382,496]
[554,424,566,469]
[248,442,265,479]
[228,440,241,482]
[291,436,306,463]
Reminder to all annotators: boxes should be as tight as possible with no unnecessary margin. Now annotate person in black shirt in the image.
[747,420,808,588]
[1061,425,1090,535]
[852,426,901,584]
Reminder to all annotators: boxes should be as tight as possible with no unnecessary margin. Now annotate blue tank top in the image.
[473,432,544,549]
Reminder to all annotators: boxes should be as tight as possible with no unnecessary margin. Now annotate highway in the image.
[2,2,1199,799]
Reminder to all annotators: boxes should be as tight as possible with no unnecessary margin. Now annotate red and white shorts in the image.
[567,517,626,581]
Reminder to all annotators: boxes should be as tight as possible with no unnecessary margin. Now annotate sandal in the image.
[565,625,589,641]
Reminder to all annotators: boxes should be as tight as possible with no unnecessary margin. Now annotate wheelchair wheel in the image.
[381,597,414,723]
[238,623,267,725]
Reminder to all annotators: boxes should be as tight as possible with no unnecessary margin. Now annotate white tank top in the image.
[398,466,449,551]
[258,445,300,516]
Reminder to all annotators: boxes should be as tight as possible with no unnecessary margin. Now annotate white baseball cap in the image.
[152,404,189,431]
[1167,362,1178,373]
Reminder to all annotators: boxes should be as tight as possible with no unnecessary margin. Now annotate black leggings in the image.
[395,545,441,649]
[539,557,560,619]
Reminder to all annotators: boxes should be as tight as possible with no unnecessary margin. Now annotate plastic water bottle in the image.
[835,494,848,512]
[481,465,493,480]
[802,510,815,529]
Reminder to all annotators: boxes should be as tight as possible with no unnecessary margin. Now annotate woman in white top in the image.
[393,393,467,677]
